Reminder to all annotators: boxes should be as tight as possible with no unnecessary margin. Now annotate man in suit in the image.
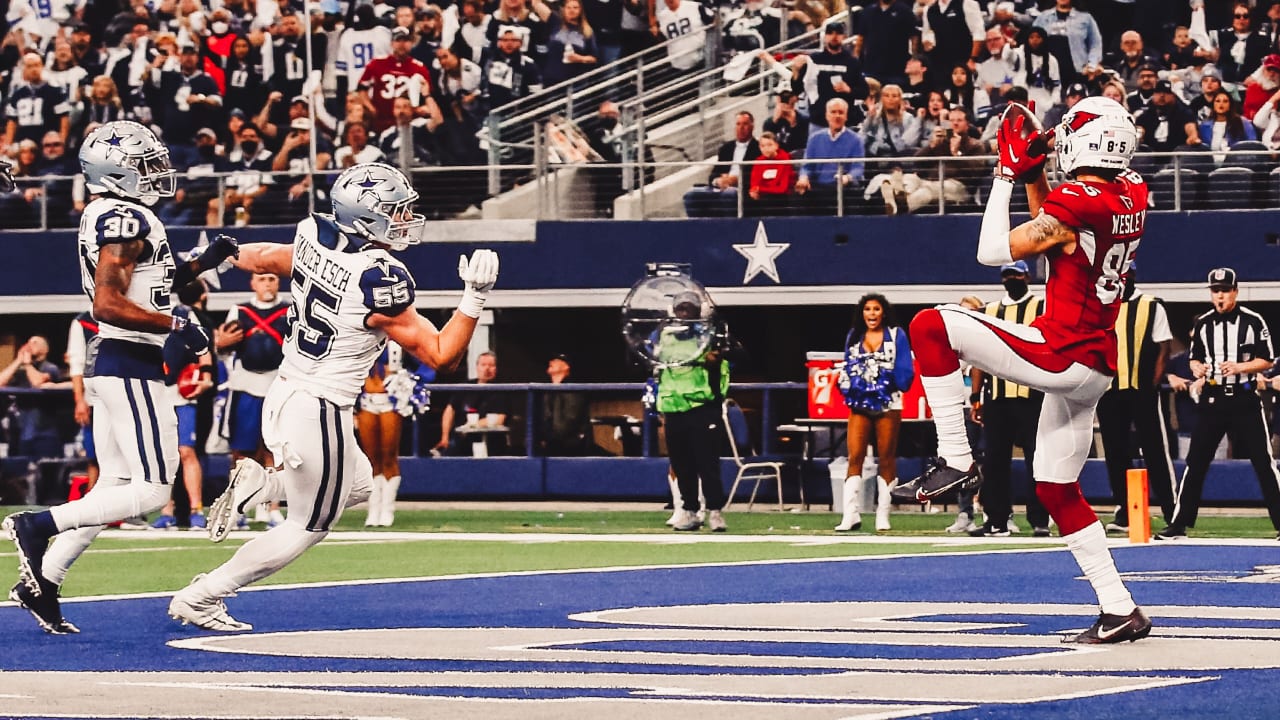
[682,111,762,217]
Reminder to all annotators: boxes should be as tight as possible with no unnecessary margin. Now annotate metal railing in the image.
[1,148,1276,231]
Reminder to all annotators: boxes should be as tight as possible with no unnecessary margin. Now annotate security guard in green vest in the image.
[658,292,730,533]
[1096,270,1177,533]
[969,261,1051,537]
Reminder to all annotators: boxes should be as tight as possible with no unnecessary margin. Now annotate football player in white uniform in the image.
[3,121,237,634]
[169,162,498,631]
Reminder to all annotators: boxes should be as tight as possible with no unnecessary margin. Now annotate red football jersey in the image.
[358,55,432,132]
[1033,169,1148,375]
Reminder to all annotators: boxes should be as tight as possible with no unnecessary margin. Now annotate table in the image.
[455,423,510,458]
[590,416,644,456]
[775,419,848,510]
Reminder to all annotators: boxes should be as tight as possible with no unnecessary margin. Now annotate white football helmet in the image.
[331,163,425,251]
[80,121,175,205]
[1054,96,1138,176]
[0,156,13,193]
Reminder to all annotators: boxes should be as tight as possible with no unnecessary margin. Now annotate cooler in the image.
[805,352,849,420]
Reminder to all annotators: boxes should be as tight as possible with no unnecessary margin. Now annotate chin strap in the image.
[976,178,1015,267]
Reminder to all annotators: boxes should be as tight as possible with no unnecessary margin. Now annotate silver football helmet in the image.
[80,120,176,205]
[0,156,13,193]
[331,163,425,251]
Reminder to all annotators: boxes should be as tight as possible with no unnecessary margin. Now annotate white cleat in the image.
[169,576,252,632]
[208,458,268,543]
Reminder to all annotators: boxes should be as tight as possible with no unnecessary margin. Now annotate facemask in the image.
[1002,277,1028,299]
[211,21,229,34]
[241,140,259,155]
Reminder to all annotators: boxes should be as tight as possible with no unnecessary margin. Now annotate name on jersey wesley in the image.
[1111,210,1145,237]
[296,238,352,292]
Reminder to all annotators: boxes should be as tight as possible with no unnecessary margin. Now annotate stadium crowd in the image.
[6,0,1280,224]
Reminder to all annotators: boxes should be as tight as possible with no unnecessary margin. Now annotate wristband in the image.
[198,366,214,375]
[458,288,487,319]
[969,393,981,404]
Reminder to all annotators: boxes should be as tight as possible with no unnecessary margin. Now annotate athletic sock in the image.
[920,369,973,469]
[1063,522,1136,616]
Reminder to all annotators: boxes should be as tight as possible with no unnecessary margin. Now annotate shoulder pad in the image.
[94,204,152,246]
[360,259,416,317]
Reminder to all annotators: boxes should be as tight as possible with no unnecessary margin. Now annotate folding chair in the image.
[722,399,788,511]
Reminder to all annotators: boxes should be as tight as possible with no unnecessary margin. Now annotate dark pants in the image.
[664,402,726,512]
[980,397,1049,529]
[1096,388,1178,523]
[1172,387,1280,530]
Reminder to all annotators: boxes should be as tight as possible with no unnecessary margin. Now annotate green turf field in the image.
[3,506,1274,598]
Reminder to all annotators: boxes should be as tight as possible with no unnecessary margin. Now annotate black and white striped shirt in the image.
[1190,305,1275,386]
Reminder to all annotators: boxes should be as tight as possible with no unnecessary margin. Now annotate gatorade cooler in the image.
[805,352,849,420]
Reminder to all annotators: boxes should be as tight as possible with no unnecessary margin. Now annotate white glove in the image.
[457,249,499,318]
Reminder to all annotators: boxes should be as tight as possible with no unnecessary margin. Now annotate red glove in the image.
[995,102,1052,183]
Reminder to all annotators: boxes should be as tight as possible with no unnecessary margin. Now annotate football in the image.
[176,364,203,399]
[1003,101,1052,156]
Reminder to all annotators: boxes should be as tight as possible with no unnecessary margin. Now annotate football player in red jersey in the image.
[898,97,1154,644]
[358,27,438,133]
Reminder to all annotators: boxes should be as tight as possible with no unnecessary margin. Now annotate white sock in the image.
[921,370,973,468]
[186,519,326,599]
[43,525,108,585]
[1063,522,1136,616]
[50,480,171,532]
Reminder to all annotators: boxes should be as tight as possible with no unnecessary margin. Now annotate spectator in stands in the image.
[433,45,484,126]
[578,0,621,67]
[436,351,511,456]
[160,127,223,226]
[254,92,310,147]
[149,41,224,171]
[988,1,1031,44]
[654,0,709,82]
[544,0,599,86]
[212,120,272,227]
[1252,84,1280,149]
[1164,24,1212,72]
[1189,65,1225,121]
[854,0,916,85]
[683,111,761,218]
[454,0,492,65]
[793,21,869,136]
[379,95,441,167]
[1243,54,1280,120]
[1032,0,1103,84]
[482,25,544,109]
[977,26,1018,107]
[359,26,436,134]
[269,117,333,222]
[941,63,990,122]
[266,11,325,130]
[69,22,106,80]
[620,0,653,58]
[920,0,984,76]
[336,6,391,101]
[724,0,797,55]
[874,105,985,214]
[795,98,863,215]
[978,85,1030,150]
[901,54,931,111]
[915,89,949,147]
[1261,0,1280,51]
[1044,81,1088,128]
[4,53,71,149]
[1212,2,1270,87]
[861,83,921,158]
[1106,30,1159,92]
[487,0,552,66]
[0,336,62,459]
[1199,89,1257,159]
[763,90,807,158]
[334,120,386,168]
[747,131,795,217]
[408,8,444,65]
[1015,26,1063,121]
[1135,80,1200,152]
[1126,60,1160,114]
[204,9,237,63]
[222,35,268,122]
[79,76,127,139]
[539,353,592,456]
[1100,79,1128,106]
[45,41,88,117]
[28,130,79,228]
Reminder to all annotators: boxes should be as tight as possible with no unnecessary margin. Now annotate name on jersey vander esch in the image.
[296,237,352,291]
[1112,210,1145,236]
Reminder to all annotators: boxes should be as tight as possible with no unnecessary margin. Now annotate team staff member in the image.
[1158,268,1280,540]
[660,292,729,533]
[1096,269,1177,533]
[969,261,1051,537]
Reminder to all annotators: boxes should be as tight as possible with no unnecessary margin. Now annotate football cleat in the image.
[10,578,79,635]
[3,512,50,598]
[208,458,268,543]
[892,458,983,502]
[1154,524,1187,541]
[169,575,252,632]
[1065,607,1152,644]
[969,523,1011,538]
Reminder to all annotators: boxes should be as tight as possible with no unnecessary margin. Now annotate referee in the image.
[968,261,1052,537]
[1096,269,1178,533]
[1157,268,1280,540]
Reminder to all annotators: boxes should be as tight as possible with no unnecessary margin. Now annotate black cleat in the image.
[892,458,983,502]
[1065,607,1152,644]
[1032,527,1052,538]
[1154,524,1187,541]
[968,523,1010,538]
[3,512,50,597]
[10,579,79,635]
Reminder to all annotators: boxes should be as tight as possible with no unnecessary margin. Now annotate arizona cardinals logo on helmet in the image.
[1062,110,1102,135]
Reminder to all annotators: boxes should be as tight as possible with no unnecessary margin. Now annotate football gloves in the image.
[457,249,499,318]
[171,308,211,356]
[995,102,1052,184]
